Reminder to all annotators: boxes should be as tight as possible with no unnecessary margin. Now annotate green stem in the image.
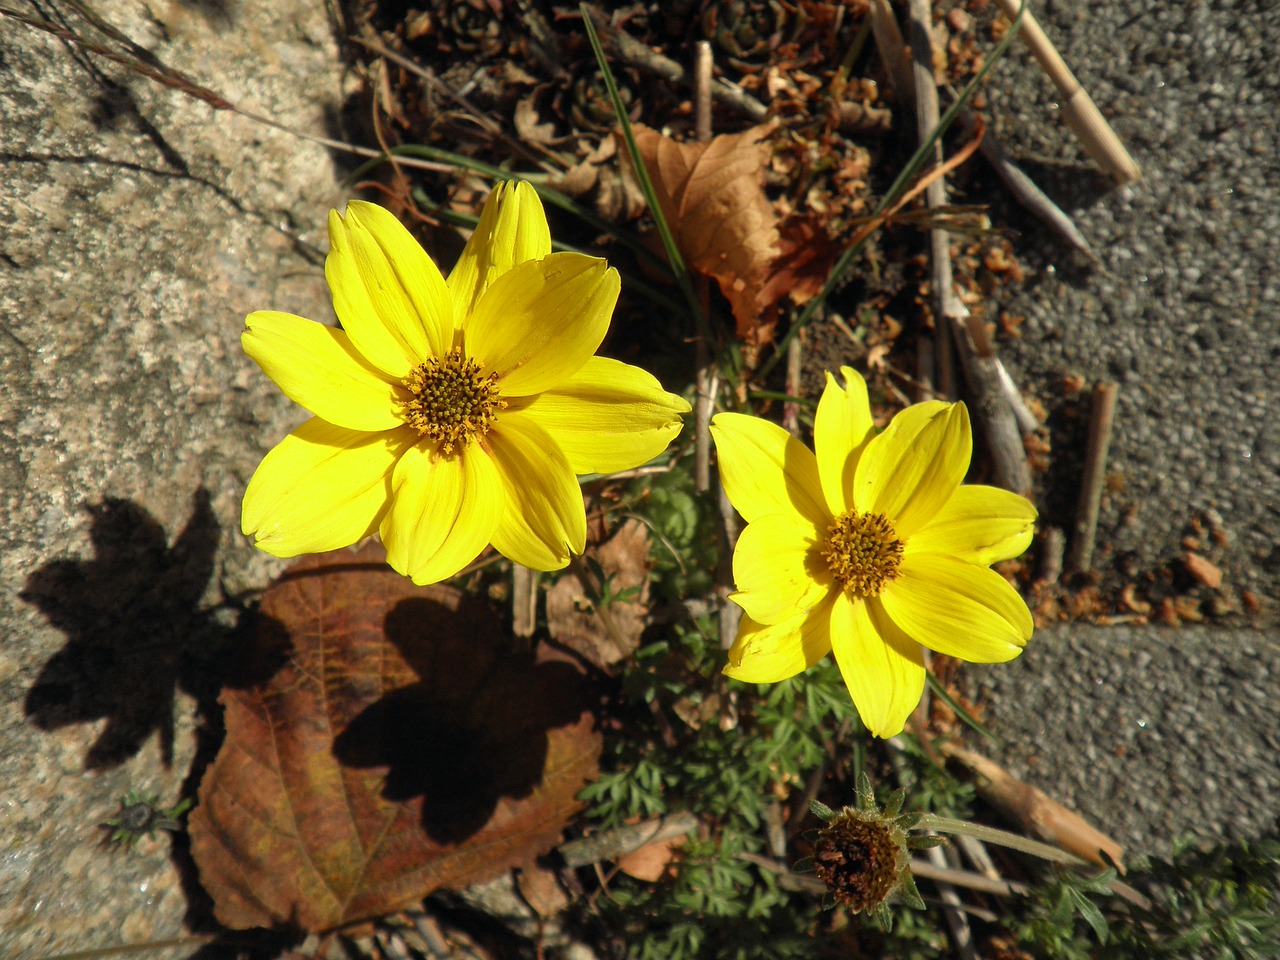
[917,814,1086,866]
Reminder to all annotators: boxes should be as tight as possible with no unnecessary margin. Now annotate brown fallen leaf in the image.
[190,543,601,932]
[545,518,652,670]
[626,123,782,346]
[756,214,840,310]
[1183,551,1223,589]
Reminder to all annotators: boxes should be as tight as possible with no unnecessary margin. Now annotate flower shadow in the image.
[333,597,592,845]
[21,489,228,769]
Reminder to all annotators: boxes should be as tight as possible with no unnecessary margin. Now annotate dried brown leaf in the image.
[190,544,600,932]
[514,97,558,145]
[545,519,651,669]
[615,836,683,882]
[627,124,782,345]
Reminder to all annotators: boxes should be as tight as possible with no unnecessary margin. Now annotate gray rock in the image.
[1,1,344,956]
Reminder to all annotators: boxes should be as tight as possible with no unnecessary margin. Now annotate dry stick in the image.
[511,563,537,639]
[905,0,1031,492]
[684,43,742,653]
[1067,381,1118,573]
[782,334,803,436]
[693,40,715,495]
[581,4,767,122]
[558,812,700,869]
[965,112,1096,262]
[1038,525,1066,584]
[927,842,981,960]
[995,0,1140,185]
[903,0,959,400]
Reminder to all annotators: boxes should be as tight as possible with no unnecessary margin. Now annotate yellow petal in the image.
[380,442,504,585]
[242,311,402,432]
[466,253,619,397]
[730,513,830,625]
[447,180,552,322]
[906,485,1037,565]
[879,552,1032,663]
[242,418,406,557]
[828,593,926,738]
[326,203,450,378]
[485,410,585,570]
[723,598,835,683]
[854,400,970,539]
[516,356,690,474]
[813,366,875,516]
[710,413,828,528]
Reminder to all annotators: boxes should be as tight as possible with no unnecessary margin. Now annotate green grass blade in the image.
[579,4,709,338]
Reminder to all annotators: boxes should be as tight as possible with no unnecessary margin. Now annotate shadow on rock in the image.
[334,597,591,845]
[21,489,228,769]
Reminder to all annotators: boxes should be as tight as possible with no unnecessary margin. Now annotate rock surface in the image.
[1,1,345,956]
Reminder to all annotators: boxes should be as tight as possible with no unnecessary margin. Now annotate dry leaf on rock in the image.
[546,519,652,670]
[190,543,601,932]
[627,124,782,346]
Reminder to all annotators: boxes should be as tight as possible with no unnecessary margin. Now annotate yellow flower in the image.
[241,182,690,584]
[710,366,1035,738]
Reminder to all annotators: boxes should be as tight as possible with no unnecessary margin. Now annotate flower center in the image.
[820,511,904,597]
[813,809,908,913]
[399,347,505,454]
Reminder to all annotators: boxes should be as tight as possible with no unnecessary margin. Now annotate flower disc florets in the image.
[813,806,910,913]
[820,510,904,597]
[399,347,505,454]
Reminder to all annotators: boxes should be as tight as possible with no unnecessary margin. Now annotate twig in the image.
[952,321,1033,493]
[581,4,768,121]
[995,0,1140,185]
[868,0,913,101]
[939,741,1127,872]
[782,333,803,436]
[903,0,959,400]
[904,0,1028,491]
[993,353,1042,435]
[907,0,969,324]
[512,563,537,639]
[692,40,715,495]
[559,813,700,869]
[1037,526,1066,585]
[965,112,1096,261]
[693,40,713,141]
[926,841,980,960]
[1066,381,1118,572]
